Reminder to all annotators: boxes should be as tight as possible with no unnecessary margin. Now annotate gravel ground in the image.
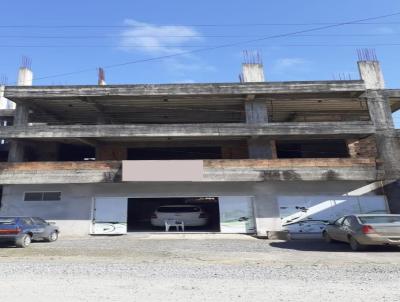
[0,234,400,302]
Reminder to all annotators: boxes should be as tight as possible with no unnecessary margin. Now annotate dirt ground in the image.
[0,234,399,302]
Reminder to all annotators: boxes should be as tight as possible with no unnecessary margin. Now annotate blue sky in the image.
[0,0,400,88]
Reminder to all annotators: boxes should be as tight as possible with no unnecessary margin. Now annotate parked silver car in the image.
[323,214,400,251]
[150,205,208,228]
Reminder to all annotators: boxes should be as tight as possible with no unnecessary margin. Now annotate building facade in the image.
[0,56,400,237]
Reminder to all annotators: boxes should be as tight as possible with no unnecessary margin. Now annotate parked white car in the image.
[150,205,208,227]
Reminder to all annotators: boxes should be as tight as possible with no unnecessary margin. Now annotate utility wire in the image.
[0,33,399,38]
[1,43,400,48]
[0,22,400,28]
[7,11,400,83]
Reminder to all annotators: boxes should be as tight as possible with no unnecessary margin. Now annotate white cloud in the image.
[274,58,308,71]
[271,57,312,76]
[173,79,196,84]
[371,26,396,34]
[118,20,216,79]
[163,57,216,73]
[120,19,202,55]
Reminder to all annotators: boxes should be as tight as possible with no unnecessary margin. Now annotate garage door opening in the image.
[127,197,220,232]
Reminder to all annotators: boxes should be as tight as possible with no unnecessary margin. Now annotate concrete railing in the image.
[0,158,380,184]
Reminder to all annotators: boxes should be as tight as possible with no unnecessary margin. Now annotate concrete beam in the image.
[0,122,376,139]
[0,109,15,117]
[73,138,98,147]
[384,89,400,98]
[0,159,380,184]
[4,81,366,100]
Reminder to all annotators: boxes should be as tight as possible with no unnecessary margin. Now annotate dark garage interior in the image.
[127,197,220,232]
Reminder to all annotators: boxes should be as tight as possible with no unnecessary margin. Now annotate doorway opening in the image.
[127,197,220,232]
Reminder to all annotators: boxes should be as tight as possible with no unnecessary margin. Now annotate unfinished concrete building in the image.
[1,52,400,237]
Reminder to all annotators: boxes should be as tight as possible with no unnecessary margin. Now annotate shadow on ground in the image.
[0,242,16,248]
[269,240,400,252]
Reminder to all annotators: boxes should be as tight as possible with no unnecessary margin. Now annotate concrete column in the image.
[383,180,400,213]
[242,63,265,82]
[8,104,29,162]
[242,63,273,159]
[13,103,29,125]
[358,61,385,90]
[8,67,33,162]
[245,101,268,123]
[17,67,33,86]
[362,88,400,179]
[0,85,5,109]
[358,59,400,212]
[98,67,106,86]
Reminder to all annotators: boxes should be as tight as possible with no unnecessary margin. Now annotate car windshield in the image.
[0,218,16,225]
[158,206,200,213]
[358,216,400,224]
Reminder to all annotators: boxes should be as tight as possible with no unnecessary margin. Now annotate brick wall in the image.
[347,136,378,158]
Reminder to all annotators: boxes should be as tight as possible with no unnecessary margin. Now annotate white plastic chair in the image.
[165,220,185,232]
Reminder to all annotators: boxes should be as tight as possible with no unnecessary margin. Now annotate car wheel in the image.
[46,231,58,242]
[349,236,366,251]
[16,234,32,248]
[323,231,333,243]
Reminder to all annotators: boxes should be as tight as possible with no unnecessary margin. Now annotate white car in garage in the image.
[150,205,209,227]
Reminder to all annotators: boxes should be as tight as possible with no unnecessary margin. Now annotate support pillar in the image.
[365,90,400,178]
[358,57,400,212]
[358,57,400,179]
[8,66,32,162]
[242,63,273,159]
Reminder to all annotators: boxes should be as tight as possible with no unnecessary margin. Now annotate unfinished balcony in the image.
[0,158,382,185]
[2,81,372,125]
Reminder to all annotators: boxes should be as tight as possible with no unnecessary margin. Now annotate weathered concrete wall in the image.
[0,180,377,236]
[0,184,93,236]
